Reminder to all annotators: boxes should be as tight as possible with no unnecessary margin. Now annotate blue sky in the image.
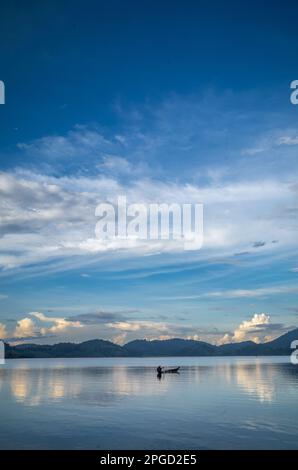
[0,0,298,345]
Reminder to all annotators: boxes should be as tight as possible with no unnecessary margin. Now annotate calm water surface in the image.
[0,356,297,449]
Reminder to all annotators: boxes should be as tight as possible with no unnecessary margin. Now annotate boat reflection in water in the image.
[157,366,180,380]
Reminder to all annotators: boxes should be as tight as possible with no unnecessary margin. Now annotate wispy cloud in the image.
[66,310,138,325]
[278,136,298,146]
[0,167,296,273]
[163,285,298,301]
[17,125,112,160]
[242,128,298,156]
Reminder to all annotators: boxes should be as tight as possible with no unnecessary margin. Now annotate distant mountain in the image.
[6,339,127,358]
[253,328,298,356]
[4,328,298,359]
[217,340,257,356]
[124,338,217,356]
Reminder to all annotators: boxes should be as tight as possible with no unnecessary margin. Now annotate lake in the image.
[0,356,297,449]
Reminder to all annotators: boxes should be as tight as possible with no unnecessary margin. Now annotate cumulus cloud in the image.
[107,320,168,333]
[0,323,7,339]
[219,313,287,344]
[3,309,224,346]
[102,320,170,344]
[30,312,83,335]
[6,314,158,345]
[104,320,226,345]
[7,312,83,343]
[14,317,37,338]
[2,308,292,347]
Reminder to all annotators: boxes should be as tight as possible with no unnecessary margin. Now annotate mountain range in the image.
[5,327,298,358]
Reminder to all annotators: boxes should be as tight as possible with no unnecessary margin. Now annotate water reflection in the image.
[0,358,298,449]
[0,364,169,407]
[0,359,296,407]
[0,362,297,406]
[234,363,276,402]
[181,361,298,404]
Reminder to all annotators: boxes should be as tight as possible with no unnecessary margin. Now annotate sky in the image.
[0,0,298,346]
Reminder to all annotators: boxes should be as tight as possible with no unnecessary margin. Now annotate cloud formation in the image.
[0,167,297,273]
[0,309,226,346]
[166,284,298,300]
[1,307,293,347]
[67,311,133,324]
[3,312,83,342]
[220,313,287,344]
[17,125,112,160]
[0,323,7,339]
[14,317,37,338]
[31,312,83,334]
[1,94,298,345]
[1,90,298,277]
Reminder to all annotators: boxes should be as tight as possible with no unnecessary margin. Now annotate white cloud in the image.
[4,311,214,346]
[242,128,298,155]
[106,320,169,344]
[0,323,7,339]
[3,308,291,346]
[219,313,284,344]
[99,155,132,174]
[165,284,298,301]
[14,317,37,338]
[1,102,297,276]
[30,312,83,335]
[17,125,112,159]
[11,312,83,342]
[107,320,168,333]
[204,285,298,298]
[278,136,298,146]
[0,169,297,273]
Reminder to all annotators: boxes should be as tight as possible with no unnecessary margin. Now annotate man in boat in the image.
[157,365,162,375]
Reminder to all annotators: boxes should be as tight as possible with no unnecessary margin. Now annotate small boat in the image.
[159,367,180,374]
